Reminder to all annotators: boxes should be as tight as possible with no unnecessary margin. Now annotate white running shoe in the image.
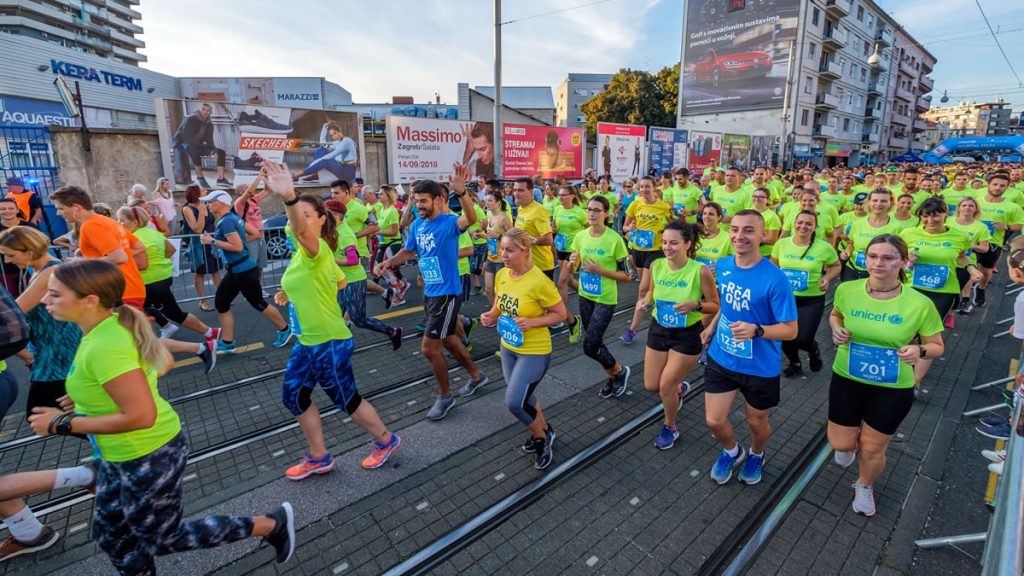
[834,450,857,468]
[851,483,875,517]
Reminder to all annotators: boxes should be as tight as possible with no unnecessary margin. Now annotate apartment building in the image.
[0,0,145,64]
[881,26,937,156]
[555,73,613,128]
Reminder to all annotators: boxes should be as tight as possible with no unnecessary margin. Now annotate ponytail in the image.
[116,303,173,376]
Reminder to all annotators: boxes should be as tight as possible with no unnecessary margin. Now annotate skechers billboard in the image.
[679,0,800,116]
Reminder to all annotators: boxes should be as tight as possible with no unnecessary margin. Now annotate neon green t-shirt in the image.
[942,187,978,215]
[900,227,971,294]
[890,215,919,233]
[820,192,847,214]
[377,205,402,244]
[344,200,373,258]
[758,208,782,257]
[542,197,558,217]
[844,216,903,271]
[571,226,628,306]
[649,257,704,328]
[782,205,838,241]
[66,315,180,462]
[494,266,561,355]
[771,237,838,297]
[468,204,488,246]
[552,204,587,253]
[334,222,367,283]
[670,183,703,222]
[976,196,1024,247]
[945,217,991,266]
[710,186,752,230]
[458,231,472,277]
[832,280,943,389]
[133,226,173,285]
[694,230,732,276]
[282,238,351,346]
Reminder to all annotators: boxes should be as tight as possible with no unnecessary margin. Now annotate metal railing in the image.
[982,396,1024,575]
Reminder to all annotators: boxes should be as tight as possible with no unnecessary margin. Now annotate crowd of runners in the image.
[1,160,1023,573]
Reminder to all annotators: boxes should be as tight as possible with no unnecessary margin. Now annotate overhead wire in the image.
[973,0,1024,87]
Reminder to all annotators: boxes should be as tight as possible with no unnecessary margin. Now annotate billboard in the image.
[648,127,689,175]
[679,0,800,116]
[178,77,326,109]
[155,99,364,189]
[749,135,774,167]
[723,133,751,170]
[386,117,584,183]
[595,122,647,181]
[688,131,722,174]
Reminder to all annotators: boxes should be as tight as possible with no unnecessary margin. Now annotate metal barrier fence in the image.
[981,392,1023,576]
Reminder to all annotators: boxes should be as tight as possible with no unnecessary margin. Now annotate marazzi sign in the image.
[50,59,144,92]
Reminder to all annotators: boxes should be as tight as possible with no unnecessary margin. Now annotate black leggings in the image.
[145,277,188,326]
[579,297,617,370]
[215,267,268,314]
[782,295,825,365]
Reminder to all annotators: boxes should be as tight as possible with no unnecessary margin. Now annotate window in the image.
[804,76,812,94]
[812,7,820,26]
[809,42,817,58]
[863,41,870,57]
[843,118,851,131]
[801,109,810,126]
[857,5,864,20]
[867,14,874,27]
[860,67,867,82]
[576,116,585,123]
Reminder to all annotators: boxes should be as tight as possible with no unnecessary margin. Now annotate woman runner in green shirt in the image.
[553,184,588,316]
[947,196,991,315]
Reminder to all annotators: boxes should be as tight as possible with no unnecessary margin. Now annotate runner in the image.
[373,185,410,305]
[642,220,719,449]
[947,197,991,315]
[262,163,401,478]
[480,228,566,469]
[840,189,900,282]
[701,210,798,485]
[482,189,512,304]
[771,210,840,377]
[710,167,752,230]
[669,168,702,223]
[552,184,587,326]
[781,187,839,244]
[694,203,733,278]
[180,185,221,312]
[30,259,296,572]
[827,235,944,517]
[621,176,672,344]
[331,180,393,310]
[900,198,980,390]
[568,195,631,398]
[891,194,919,232]
[324,200,404,350]
[974,172,1024,307]
[465,191,489,297]
[375,166,489,420]
[750,187,781,257]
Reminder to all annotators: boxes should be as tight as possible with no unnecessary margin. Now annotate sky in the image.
[137,0,1024,110]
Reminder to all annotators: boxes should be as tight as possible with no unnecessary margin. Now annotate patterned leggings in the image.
[92,433,254,575]
[338,280,394,337]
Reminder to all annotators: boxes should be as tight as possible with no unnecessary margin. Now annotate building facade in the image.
[917,99,1015,150]
[555,73,612,128]
[0,0,145,64]
[881,27,937,156]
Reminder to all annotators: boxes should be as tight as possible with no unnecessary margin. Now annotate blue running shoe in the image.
[654,425,680,450]
[217,339,238,355]
[738,452,765,485]
[273,328,294,348]
[710,445,746,485]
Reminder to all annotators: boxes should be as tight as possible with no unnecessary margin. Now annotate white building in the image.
[555,73,613,128]
[0,0,146,64]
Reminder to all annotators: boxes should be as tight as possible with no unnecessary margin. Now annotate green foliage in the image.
[580,64,679,141]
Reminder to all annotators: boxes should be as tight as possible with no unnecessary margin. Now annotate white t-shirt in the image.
[1013,291,1024,340]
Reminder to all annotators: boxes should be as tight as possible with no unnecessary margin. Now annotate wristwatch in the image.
[754,324,765,338]
[918,345,927,358]
[695,301,703,312]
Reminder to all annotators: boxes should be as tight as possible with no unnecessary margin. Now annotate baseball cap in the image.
[6,176,24,187]
[198,190,232,204]
[853,192,868,205]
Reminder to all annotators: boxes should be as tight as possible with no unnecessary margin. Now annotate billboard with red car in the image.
[679,0,800,116]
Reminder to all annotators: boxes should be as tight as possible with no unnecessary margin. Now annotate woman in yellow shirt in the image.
[481,228,568,470]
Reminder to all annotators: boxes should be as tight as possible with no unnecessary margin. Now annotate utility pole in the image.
[779,40,796,169]
[493,0,503,179]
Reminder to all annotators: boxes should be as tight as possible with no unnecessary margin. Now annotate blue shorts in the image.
[282,338,361,416]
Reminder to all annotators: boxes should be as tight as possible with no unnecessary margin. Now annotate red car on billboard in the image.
[693,48,773,87]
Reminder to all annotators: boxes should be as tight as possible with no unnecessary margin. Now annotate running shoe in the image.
[809,345,823,372]
[678,380,691,399]
[396,279,410,302]
[783,363,802,378]
[382,288,395,311]
[362,433,401,469]
[0,525,60,562]
[237,109,292,134]
[982,449,1006,463]
[205,327,221,356]
[217,339,237,355]
[232,152,265,171]
[521,435,543,454]
[851,483,876,517]
[415,323,427,332]
[466,317,479,344]
[197,344,216,374]
[470,286,484,296]
[620,329,635,345]
[989,461,1004,476]
[159,323,179,340]
[285,453,335,480]
[598,378,615,399]
[458,374,489,397]
[390,326,404,351]
[943,314,955,330]
[426,395,455,420]
[975,288,986,308]
[654,425,680,450]
[262,502,295,564]
[568,315,583,344]
[273,328,294,348]
[979,414,1008,428]
[957,299,974,315]
[738,452,765,485]
[196,177,212,190]
[216,178,233,188]
[834,450,857,468]
[391,296,407,307]
[461,337,473,353]
[710,445,746,485]
[534,426,556,470]
[977,422,1011,441]
[611,365,631,397]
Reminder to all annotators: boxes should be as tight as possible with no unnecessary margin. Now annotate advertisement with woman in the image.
[595,122,646,181]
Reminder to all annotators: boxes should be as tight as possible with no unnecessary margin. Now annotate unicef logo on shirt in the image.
[889,314,904,325]
[596,248,606,256]
[941,241,953,248]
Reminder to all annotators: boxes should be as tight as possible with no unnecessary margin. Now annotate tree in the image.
[580,65,679,141]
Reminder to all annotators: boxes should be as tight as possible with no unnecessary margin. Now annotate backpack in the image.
[0,285,29,360]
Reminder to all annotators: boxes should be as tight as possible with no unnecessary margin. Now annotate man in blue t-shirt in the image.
[200,190,290,353]
[700,209,797,486]
[377,164,489,421]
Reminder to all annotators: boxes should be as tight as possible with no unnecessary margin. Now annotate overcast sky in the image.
[138,0,1023,109]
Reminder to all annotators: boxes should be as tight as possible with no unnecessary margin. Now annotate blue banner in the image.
[0,96,79,128]
[648,127,688,175]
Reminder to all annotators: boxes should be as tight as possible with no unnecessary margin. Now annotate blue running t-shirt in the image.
[708,255,797,377]
[404,213,463,298]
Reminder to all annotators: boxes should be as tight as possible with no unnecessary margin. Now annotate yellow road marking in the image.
[375,306,424,320]
[174,342,266,369]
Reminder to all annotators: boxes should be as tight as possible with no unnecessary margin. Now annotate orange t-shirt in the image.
[79,215,146,301]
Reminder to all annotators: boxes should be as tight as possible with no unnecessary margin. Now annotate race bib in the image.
[912,263,949,290]
[498,314,524,347]
[633,229,655,249]
[674,203,685,214]
[420,256,443,285]
[983,220,997,235]
[782,268,809,292]
[848,342,899,385]
[854,251,866,269]
[287,302,302,337]
[580,270,602,297]
[487,237,498,256]
[655,300,686,328]
[554,233,568,252]
[715,314,752,359]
